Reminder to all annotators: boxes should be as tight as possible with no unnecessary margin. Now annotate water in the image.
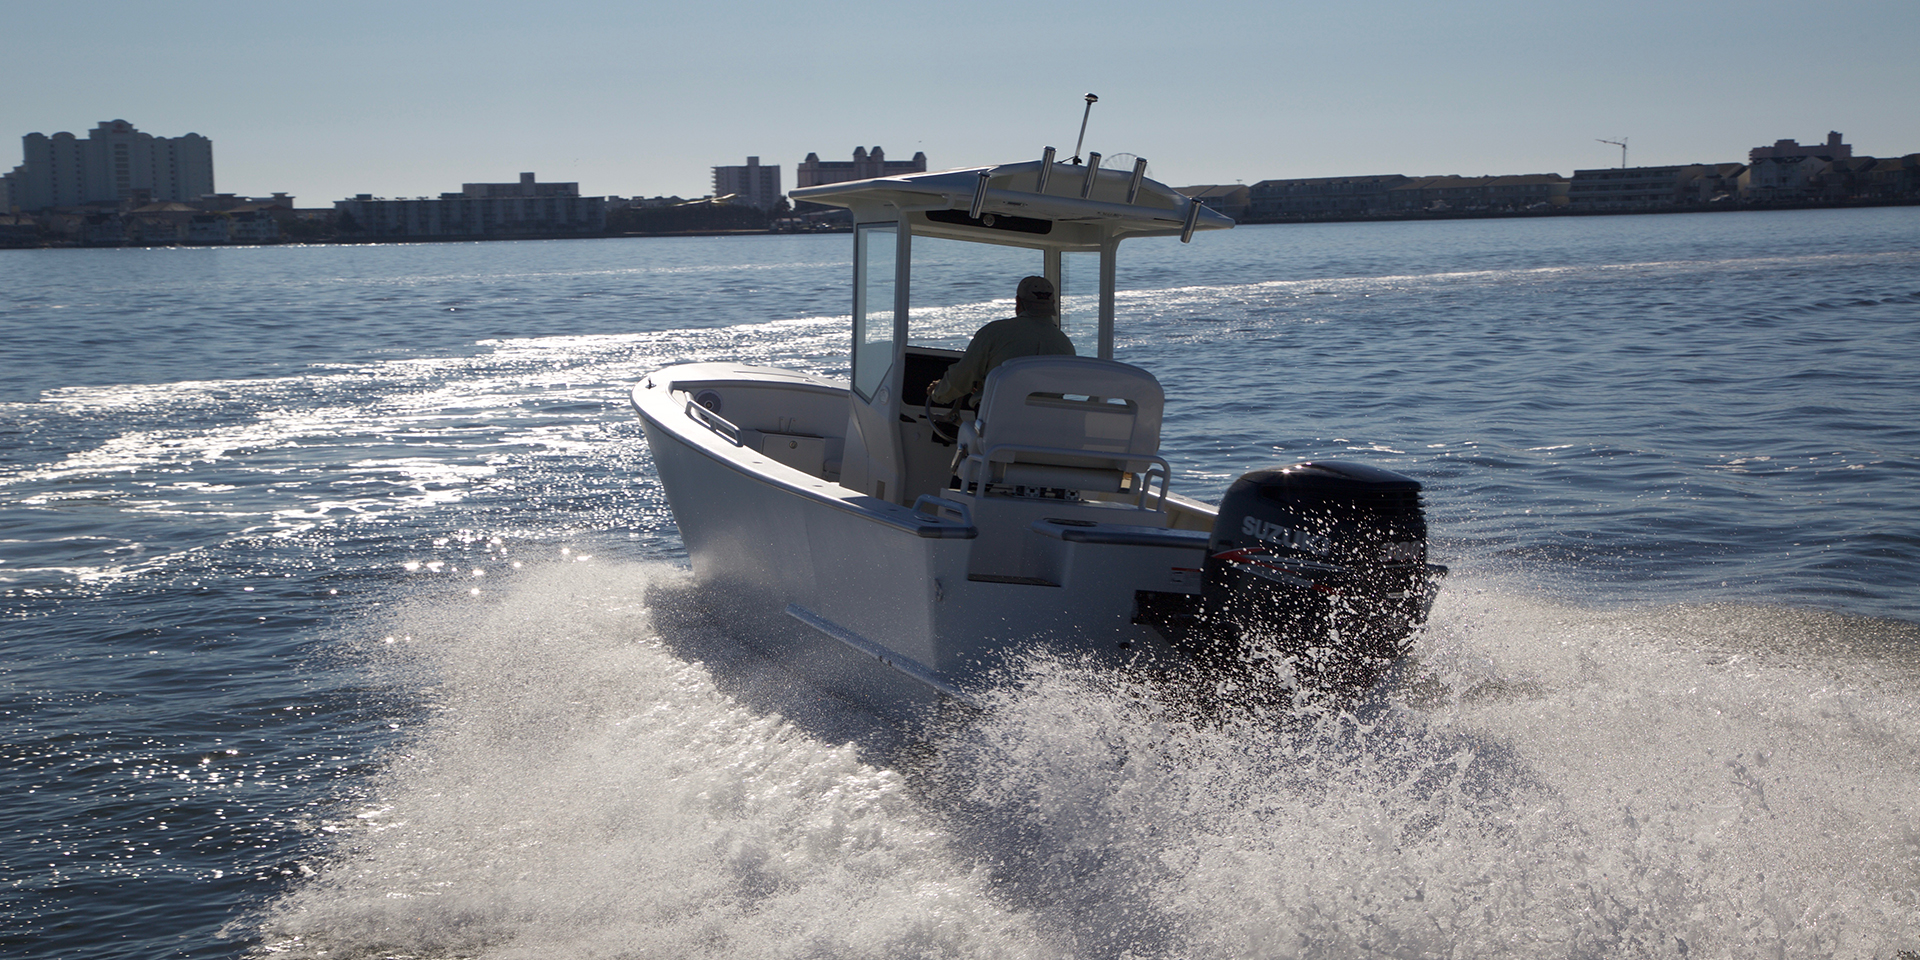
[3,208,1917,958]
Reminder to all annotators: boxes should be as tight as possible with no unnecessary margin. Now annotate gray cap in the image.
[1016,275,1056,314]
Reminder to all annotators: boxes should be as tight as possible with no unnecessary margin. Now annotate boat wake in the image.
[248,559,1920,959]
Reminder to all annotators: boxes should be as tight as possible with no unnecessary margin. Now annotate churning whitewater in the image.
[249,557,1919,959]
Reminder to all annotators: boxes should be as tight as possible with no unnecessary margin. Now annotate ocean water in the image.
[2,207,1917,959]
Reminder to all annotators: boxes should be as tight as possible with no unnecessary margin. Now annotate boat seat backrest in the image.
[965,356,1164,472]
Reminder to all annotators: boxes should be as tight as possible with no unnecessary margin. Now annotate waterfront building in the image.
[1247,175,1412,220]
[459,174,582,199]
[186,214,232,244]
[3,120,213,211]
[794,147,927,189]
[226,210,280,243]
[1794,153,1920,203]
[1245,174,1565,219]
[790,147,928,226]
[1854,155,1920,200]
[1744,132,1853,200]
[82,213,127,245]
[1387,174,1569,212]
[197,192,296,212]
[333,172,608,238]
[1566,165,1734,210]
[712,157,782,210]
[125,202,198,243]
[0,212,36,246]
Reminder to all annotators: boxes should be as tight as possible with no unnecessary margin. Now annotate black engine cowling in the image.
[1188,461,1445,691]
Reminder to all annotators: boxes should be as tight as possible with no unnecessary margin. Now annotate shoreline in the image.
[1233,196,1920,226]
[4,198,1913,250]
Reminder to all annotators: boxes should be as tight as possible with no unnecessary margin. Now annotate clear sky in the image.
[7,0,1916,205]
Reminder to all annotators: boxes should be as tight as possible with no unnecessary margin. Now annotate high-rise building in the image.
[711,156,782,210]
[795,147,927,190]
[3,120,213,211]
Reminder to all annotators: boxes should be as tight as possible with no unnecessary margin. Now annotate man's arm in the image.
[929,328,995,404]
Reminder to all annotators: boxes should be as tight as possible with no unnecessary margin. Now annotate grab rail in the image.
[1136,462,1171,512]
[684,398,744,446]
[912,495,973,527]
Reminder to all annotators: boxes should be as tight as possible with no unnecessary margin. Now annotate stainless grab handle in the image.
[684,398,744,446]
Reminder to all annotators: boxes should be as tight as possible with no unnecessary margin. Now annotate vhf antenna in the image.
[1071,93,1098,164]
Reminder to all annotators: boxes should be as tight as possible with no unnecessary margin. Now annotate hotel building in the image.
[3,120,213,211]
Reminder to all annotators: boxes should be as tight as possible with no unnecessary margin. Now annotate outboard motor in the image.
[1191,461,1444,692]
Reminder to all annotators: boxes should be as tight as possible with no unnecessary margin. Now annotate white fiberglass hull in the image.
[632,363,1210,705]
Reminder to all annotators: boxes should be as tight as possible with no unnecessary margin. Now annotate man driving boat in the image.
[927,275,1075,408]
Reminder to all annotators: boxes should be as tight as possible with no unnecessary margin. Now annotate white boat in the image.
[632,150,1443,708]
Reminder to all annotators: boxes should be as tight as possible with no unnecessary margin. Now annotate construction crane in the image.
[1597,138,1628,168]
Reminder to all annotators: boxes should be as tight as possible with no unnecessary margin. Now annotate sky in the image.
[6,0,1917,206]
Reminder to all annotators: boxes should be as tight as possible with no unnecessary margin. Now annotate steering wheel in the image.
[924,396,961,444]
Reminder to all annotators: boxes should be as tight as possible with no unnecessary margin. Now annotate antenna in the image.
[1597,137,1628,168]
[1071,93,1098,164]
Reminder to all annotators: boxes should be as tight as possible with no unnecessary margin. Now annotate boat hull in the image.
[632,364,1203,705]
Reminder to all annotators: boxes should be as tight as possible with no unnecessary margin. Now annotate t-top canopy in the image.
[791,153,1234,252]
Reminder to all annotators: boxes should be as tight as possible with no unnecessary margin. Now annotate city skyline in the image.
[6,0,1917,205]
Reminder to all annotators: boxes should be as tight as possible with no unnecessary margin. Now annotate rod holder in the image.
[1180,197,1202,243]
[1080,152,1102,199]
[1036,147,1055,192]
[969,170,991,218]
[1126,157,1148,203]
